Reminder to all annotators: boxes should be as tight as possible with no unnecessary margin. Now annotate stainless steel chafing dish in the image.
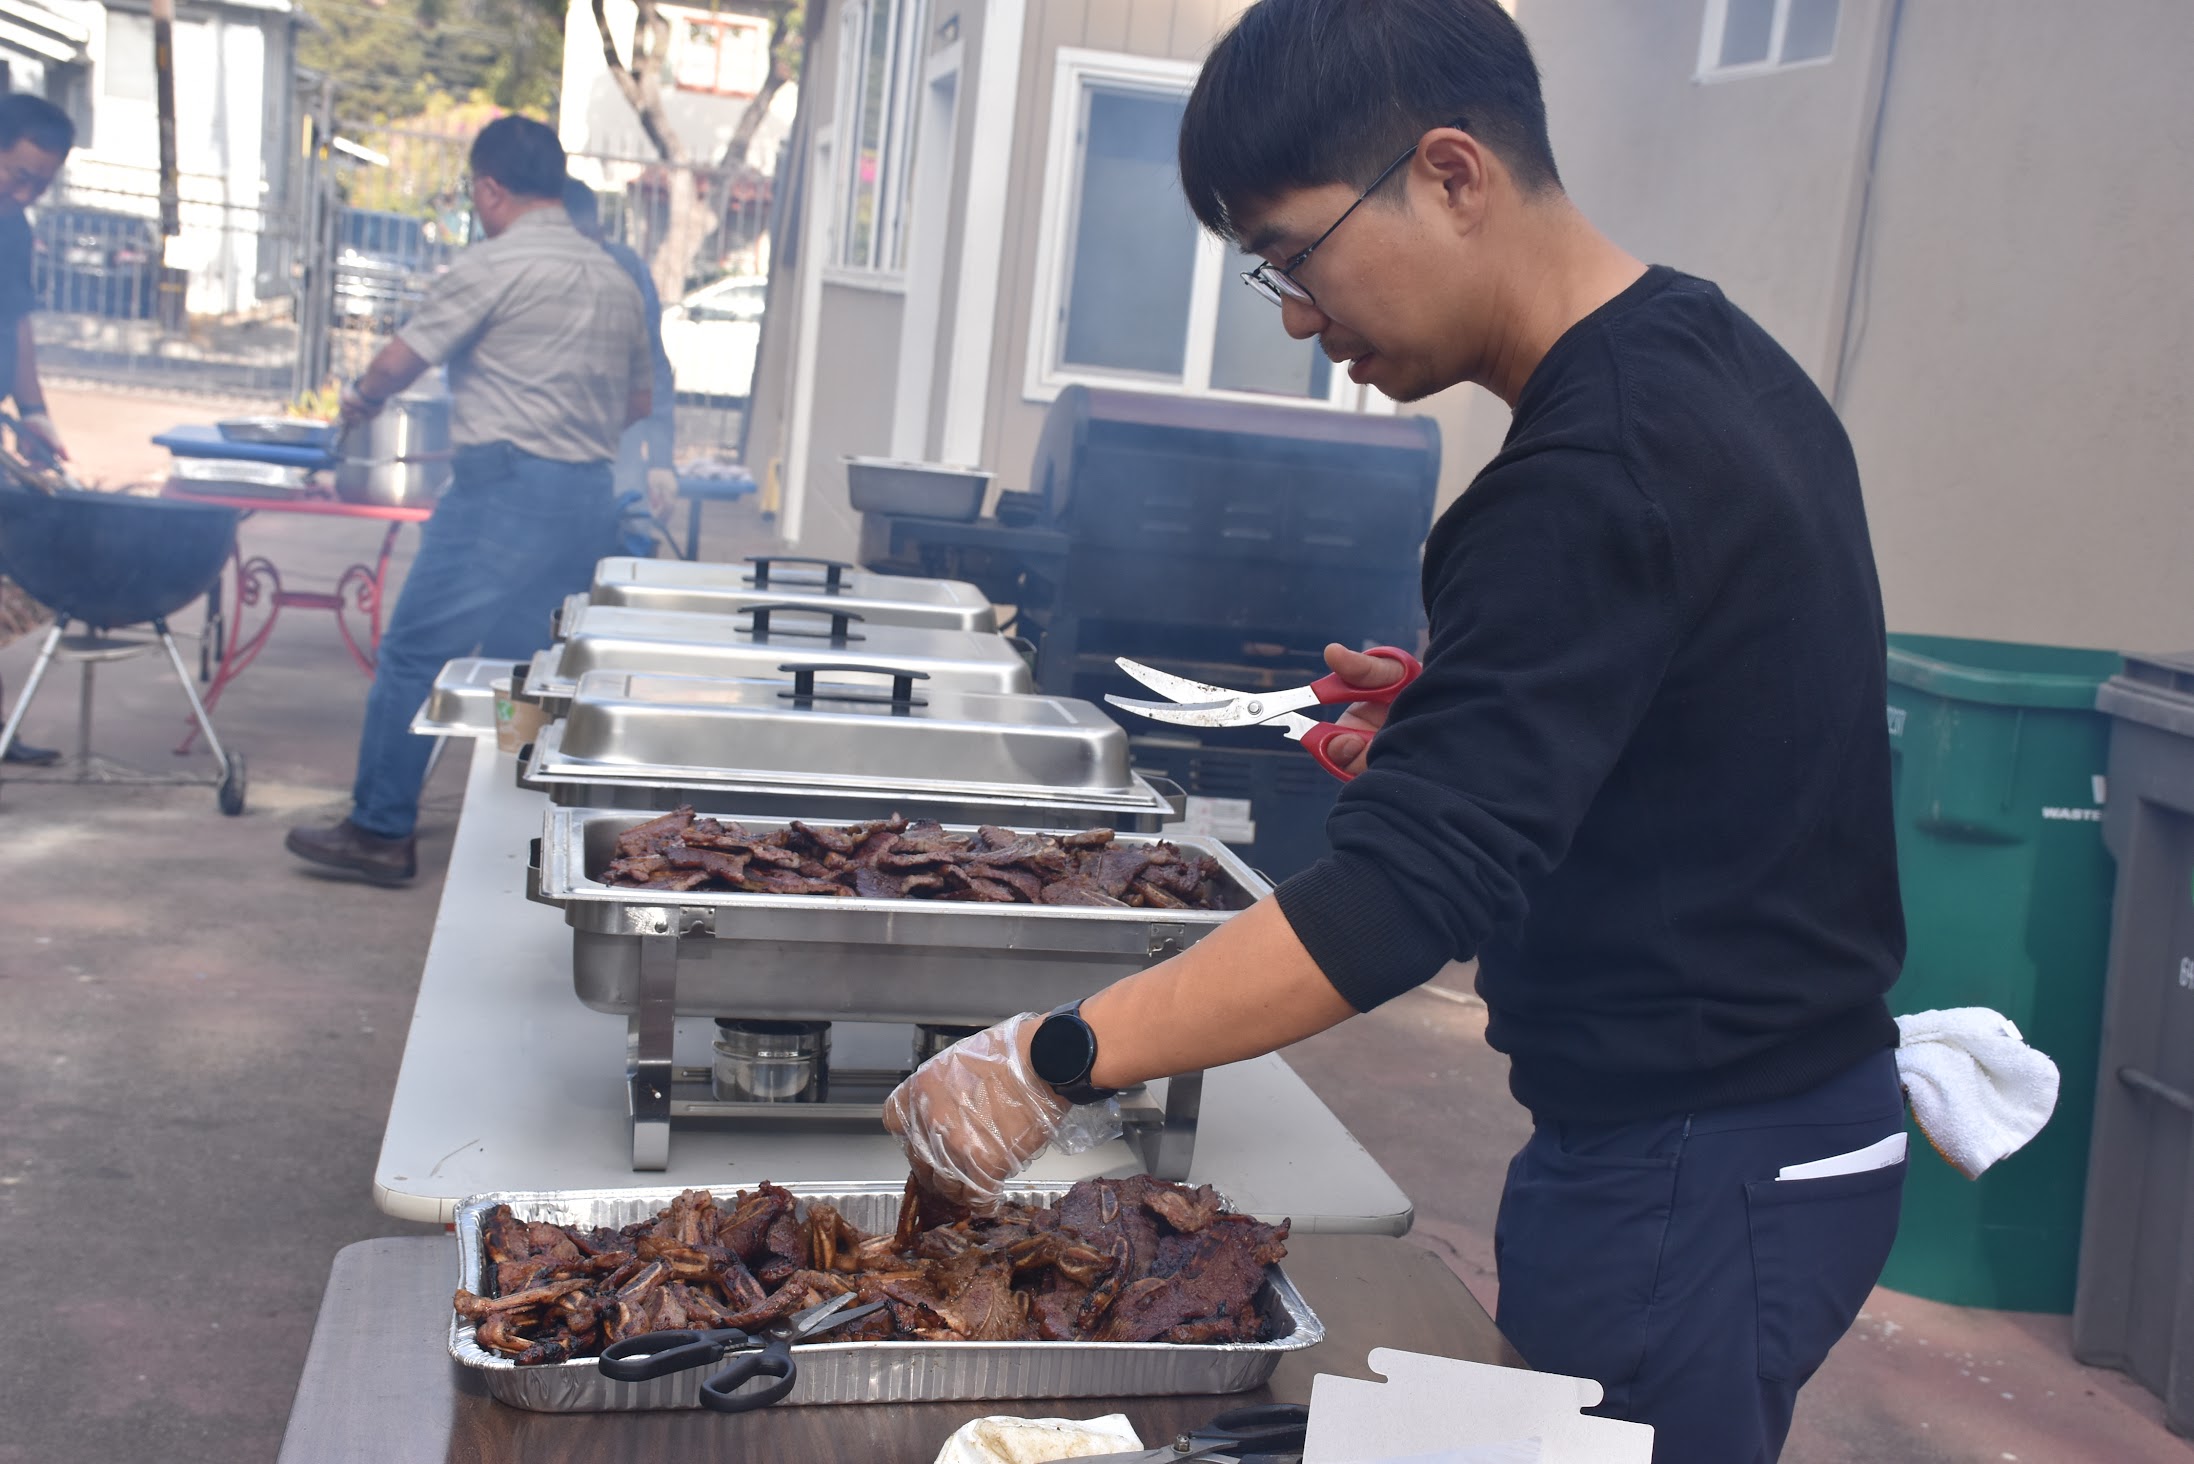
[410,656,522,738]
[529,808,1269,1172]
[576,554,998,633]
[449,1181,1325,1411]
[519,604,1033,716]
[518,666,1184,830]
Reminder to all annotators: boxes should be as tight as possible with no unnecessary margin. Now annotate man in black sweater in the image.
[887,2,1905,1456]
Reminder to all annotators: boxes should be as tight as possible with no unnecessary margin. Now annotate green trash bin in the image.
[1879,633,2121,1313]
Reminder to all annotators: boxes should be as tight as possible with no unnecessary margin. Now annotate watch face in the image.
[1030,1012,1095,1086]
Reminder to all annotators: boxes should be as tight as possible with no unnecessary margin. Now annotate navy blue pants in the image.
[351,442,615,838]
[1494,1049,1905,1463]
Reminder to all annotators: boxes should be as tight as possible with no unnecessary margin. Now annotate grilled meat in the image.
[463,1176,1286,1364]
[598,807,1235,909]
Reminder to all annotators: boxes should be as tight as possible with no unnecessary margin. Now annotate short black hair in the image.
[1179,0,1560,241]
[561,176,600,230]
[0,94,75,156]
[469,115,566,200]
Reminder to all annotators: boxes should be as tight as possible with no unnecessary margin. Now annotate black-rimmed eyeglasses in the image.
[1241,117,1468,308]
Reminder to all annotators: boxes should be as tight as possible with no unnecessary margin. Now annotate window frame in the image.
[1022,47,1376,414]
[1694,0,1842,83]
[827,0,931,281]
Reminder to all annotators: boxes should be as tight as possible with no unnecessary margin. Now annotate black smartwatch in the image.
[1029,999,1120,1106]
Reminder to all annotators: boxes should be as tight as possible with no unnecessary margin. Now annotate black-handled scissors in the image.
[597,1292,887,1413]
[1070,1402,1311,1463]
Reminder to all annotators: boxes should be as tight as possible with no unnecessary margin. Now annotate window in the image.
[104,12,154,102]
[1026,50,1359,410]
[835,0,928,275]
[1697,0,1840,80]
[671,8,771,98]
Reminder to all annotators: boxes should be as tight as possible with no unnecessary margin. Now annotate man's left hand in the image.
[16,410,67,462]
[645,467,679,523]
[338,381,384,426]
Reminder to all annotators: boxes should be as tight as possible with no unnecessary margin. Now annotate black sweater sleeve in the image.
[1273,446,1685,1012]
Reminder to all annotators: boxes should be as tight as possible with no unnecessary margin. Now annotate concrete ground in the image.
[1,384,2187,1462]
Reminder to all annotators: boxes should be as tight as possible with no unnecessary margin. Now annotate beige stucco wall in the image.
[1431,0,2192,651]
[1414,0,1893,518]
[1833,0,2194,650]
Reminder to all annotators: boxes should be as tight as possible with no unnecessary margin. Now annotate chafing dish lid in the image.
[539,604,1034,696]
[535,668,1157,805]
[411,655,517,737]
[592,555,993,616]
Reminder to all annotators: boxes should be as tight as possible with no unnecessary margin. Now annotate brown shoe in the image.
[286,817,416,886]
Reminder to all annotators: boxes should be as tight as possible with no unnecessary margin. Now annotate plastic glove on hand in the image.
[883,1013,1069,1213]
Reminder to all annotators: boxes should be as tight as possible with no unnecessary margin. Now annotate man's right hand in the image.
[1317,641,1413,777]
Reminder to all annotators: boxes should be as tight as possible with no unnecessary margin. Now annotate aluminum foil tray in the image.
[448,1180,1324,1412]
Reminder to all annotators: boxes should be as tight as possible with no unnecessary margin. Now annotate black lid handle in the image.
[776,662,929,712]
[746,555,853,593]
[737,602,864,643]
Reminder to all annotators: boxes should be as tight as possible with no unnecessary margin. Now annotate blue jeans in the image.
[1494,1048,1906,1463]
[350,442,616,838]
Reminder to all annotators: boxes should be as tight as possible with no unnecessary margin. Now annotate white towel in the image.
[1894,1007,2060,1179]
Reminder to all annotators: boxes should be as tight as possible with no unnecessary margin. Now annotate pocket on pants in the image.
[1495,1129,1678,1388]
[1744,1160,1905,1383]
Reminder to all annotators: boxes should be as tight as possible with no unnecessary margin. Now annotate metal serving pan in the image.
[448,1180,1323,1411]
[410,655,522,738]
[518,668,1182,829]
[585,555,998,633]
[520,605,1033,716]
[529,809,1267,1021]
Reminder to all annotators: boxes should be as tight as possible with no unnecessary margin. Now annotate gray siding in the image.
[979,0,1245,489]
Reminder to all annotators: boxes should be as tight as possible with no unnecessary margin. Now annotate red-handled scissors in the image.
[1104,646,1423,782]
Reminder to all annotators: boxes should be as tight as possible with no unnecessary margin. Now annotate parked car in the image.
[31,204,161,319]
[333,208,451,329]
[659,274,766,401]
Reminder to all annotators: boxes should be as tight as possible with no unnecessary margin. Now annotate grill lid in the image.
[526,668,1174,813]
[589,555,996,632]
[525,604,1034,706]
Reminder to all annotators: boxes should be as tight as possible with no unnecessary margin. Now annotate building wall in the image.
[1833,0,2194,650]
[1427,0,2191,651]
[978,0,1248,488]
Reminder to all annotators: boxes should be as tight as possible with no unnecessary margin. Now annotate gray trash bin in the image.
[2074,650,2194,1432]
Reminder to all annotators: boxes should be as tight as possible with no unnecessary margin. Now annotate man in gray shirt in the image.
[287,115,649,885]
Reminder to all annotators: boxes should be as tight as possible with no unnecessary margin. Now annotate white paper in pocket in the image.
[1776,1131,1907,1182]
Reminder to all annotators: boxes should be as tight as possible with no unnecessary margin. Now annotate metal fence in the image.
[30,117,774,460]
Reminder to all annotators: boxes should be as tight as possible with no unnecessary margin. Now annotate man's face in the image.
[0,139,66,215]
[1232,155,1489,403]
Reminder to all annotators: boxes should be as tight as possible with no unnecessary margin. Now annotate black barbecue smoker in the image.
[858,385,1441,879]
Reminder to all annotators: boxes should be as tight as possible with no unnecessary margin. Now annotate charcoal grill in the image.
[0,481,246,813]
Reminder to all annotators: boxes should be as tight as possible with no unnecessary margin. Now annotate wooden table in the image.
[278,1234,1521,1463]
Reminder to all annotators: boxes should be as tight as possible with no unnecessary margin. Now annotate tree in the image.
[298,0,566,133]
[590,0,802,300]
